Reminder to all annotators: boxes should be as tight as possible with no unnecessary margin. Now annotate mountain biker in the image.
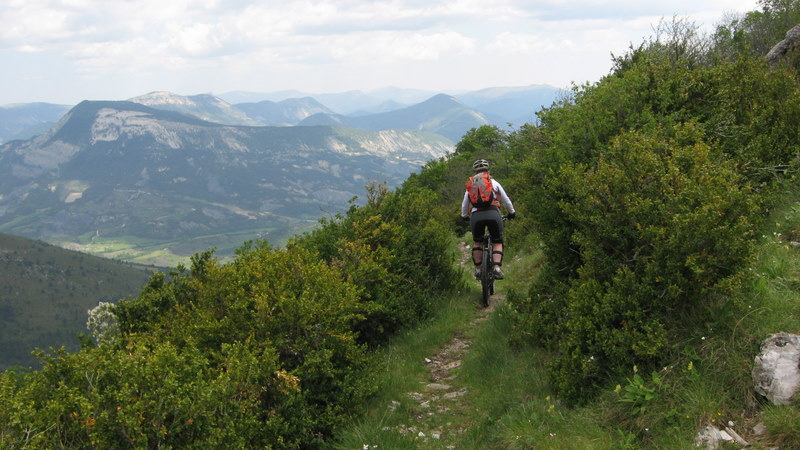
[461,159,516,280]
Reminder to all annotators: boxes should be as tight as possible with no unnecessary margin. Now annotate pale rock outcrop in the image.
[752,332,800,405]
[766,24,800,66]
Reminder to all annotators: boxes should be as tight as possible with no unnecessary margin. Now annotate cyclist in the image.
[461,159,516,280]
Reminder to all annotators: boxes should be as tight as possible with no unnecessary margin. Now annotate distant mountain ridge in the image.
[219,84,562,123]
[129,91,261,126]
[0,102,72,144]
[298,94,492,141]
[133,91,497,140]
[235,97,335,125]
[0,85,563,144]
[0,100,452,265]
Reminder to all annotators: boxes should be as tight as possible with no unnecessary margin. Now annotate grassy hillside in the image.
[0,232,155,370]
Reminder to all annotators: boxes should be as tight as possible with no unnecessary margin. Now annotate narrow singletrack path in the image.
[380,243,505,448]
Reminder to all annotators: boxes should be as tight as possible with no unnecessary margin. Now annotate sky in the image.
[0,0,761,106]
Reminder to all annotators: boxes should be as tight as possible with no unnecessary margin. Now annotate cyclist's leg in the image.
[485,210,506,275]
[469,213,485,277]
[471,242,482,265]
[492,243,503,265]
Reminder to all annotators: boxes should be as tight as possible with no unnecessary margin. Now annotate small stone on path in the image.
[444,388,468,399]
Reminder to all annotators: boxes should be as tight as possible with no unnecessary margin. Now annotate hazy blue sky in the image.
[1,0,759,105]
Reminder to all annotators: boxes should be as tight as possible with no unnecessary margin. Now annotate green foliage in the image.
[292,182,463,345]
[1,242,379,447]
[453,125,508,158]
[720,0,800,59]
[0,340,288,448]
[615,366,664,416]
[518,125,760,403]
[704,58,800,175]
[500,15,800,402]
[0,232,153,371]
[0,170,464,446]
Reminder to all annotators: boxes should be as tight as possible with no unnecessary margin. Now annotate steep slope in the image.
[0,232,153,370]
[0,100,453,264]
[299,94,488,141]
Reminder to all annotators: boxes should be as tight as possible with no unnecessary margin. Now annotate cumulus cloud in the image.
[0,0,73,48]
[0,0,761,103]
[325,30,476,63]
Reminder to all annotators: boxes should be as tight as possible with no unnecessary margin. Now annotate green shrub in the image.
[513,126,759,403]
[1,244,374,448]
[292,183,462,346]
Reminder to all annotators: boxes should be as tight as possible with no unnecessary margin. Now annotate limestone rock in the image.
[766,24,800,66]
[694,425,733,449]
[752,332,800,405]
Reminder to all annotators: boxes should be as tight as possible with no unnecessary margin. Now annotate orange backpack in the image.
[466,172,496,210]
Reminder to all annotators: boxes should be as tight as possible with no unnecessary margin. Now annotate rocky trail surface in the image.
[376,243,504,448]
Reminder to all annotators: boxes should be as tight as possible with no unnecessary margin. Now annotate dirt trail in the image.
[382,242,504,447]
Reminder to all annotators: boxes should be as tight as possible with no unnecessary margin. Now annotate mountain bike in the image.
[478,215,510,307]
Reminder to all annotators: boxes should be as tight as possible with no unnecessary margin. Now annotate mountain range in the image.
[0,99,452,265]
[297,94,495,141]
[0,85,561,264]
[0,85,563,144]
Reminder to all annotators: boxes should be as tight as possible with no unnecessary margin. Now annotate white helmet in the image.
[472,159,490,172]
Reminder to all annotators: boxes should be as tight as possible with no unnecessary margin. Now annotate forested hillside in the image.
[0,233,153,371]
[3,1,800,448]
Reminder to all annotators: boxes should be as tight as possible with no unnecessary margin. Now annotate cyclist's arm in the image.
[461,191,471,217]
[492,181,516,214]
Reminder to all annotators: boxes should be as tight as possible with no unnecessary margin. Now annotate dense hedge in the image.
[507,21,800,403]
[515,125,761,402]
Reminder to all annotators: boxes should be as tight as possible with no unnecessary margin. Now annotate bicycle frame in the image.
[477,214,509,307]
